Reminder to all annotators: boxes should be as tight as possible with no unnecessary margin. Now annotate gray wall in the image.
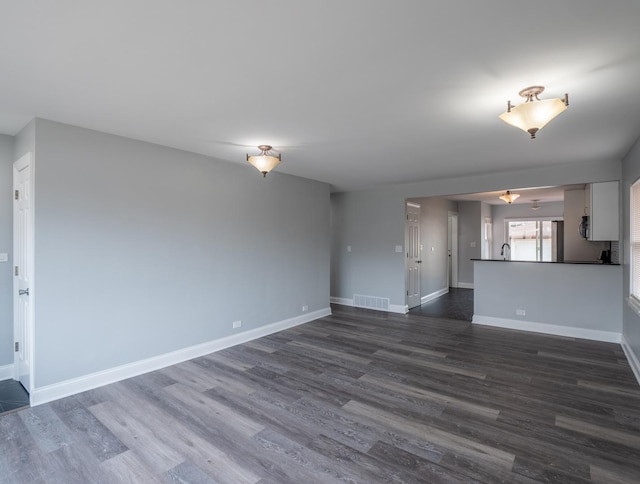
[0,134,14,368]
[457,201,481,286]
[474,261,621,333]
[330,159,621,308]
[25,119,330,387]
[330,190,404,302]
[412,197,457,298]
[564,188,606,261]
[622,135,640,368]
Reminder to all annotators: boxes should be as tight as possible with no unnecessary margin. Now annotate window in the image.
[630,179,640,301]
[505,219,556,261]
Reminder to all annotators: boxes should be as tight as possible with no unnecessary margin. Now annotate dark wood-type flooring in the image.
[0,379,29,416]
[1,304,640,483]
[409,288,474,321]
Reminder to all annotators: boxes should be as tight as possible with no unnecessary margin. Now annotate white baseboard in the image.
[330,297,353,306]
[421,288,448,304]
[472,315,621,343]
[458,282,474,289]
[30,307,331,407]
[621,335,640,386]
[389,304,409,314]
[330,297,407,314]
[0,364,15,381]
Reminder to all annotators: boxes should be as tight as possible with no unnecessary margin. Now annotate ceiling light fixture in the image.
[246,145,281,177]
[499,190,520,204]
[499,86,569,139]
[531,199,541,210]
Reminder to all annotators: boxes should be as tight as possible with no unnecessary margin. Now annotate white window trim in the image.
[630,177,640,306]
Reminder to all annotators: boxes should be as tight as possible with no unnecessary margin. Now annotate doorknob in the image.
[19,288,29,296]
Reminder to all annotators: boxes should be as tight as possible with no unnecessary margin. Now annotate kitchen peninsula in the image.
[472,259,622,343]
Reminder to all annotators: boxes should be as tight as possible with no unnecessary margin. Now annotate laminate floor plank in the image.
[2,303,640,482]
[99,383,262,484]
[51,403,128,463]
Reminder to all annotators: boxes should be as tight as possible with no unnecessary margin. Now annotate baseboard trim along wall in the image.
[421,288,448,304]
[457,282,474,289]
[472,315,622,344]
[329,297,408,314]
[0,364,15,381]
[30,307,332,407]
[621,335,640,386]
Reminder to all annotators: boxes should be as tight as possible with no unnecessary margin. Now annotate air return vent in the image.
[353,294,390,311]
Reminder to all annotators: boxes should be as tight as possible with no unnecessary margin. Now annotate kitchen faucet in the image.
[501,243,511,261]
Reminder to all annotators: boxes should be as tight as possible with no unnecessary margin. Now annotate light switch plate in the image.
[395,245,403,253]
[0,253,7,263]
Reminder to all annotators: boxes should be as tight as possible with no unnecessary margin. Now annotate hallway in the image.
[408,287,474,321]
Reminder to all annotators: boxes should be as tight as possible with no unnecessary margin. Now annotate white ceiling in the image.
[443,185,585,205]
[1,1,640,192]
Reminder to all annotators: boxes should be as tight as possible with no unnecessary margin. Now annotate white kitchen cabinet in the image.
[589,181,619,241]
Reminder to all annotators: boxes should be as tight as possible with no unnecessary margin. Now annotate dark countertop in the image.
[472,259,620,266]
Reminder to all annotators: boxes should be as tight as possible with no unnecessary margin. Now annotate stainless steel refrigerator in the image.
[551,221,564,262]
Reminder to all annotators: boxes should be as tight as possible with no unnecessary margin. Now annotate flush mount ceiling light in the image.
[499,86,569,139]
[531,199,541,210]
[499,190,520,204]
[246,145,281,177]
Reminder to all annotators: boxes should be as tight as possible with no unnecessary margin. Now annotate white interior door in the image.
[448,212,458,288]
[14,153,34,393]
[406,202,421,309]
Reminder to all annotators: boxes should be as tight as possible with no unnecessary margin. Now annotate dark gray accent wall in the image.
[28,119,330,387]
[0,134,14,367]
[622,135,640,367]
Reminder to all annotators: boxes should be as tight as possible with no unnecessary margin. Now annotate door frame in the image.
[405,201,421,309]
[13,152,35,395]
[448,211,459,288]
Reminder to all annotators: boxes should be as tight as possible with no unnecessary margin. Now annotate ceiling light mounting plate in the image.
[518,85,545,101]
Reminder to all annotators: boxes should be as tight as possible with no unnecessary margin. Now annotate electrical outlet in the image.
[302,305,308,312]
[516,309,526,316]
[232,320,242,329]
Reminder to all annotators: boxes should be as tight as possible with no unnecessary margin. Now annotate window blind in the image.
[631,179,640,300]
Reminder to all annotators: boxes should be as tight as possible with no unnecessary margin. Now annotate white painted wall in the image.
[14,118,331,389]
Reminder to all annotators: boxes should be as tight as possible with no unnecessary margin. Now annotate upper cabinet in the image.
[588,181,619,241]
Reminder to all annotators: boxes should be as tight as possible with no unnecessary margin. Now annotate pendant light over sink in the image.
[499,86,569,139]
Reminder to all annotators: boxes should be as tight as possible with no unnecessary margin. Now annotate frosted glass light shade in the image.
[247,154,281,176]
[499,191,520,204]
[499,98,568,138]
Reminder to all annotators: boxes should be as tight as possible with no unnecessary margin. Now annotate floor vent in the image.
[353,294,390,311]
